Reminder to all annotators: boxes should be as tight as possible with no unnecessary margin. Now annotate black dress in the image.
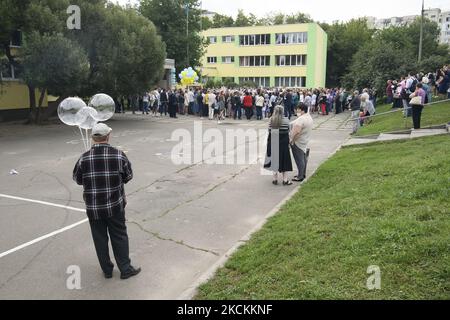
[264,117,293,173]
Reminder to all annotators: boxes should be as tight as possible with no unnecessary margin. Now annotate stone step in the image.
[410,129,448,138]
[377,133,411,141]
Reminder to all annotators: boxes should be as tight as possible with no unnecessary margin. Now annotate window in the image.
[275,55,307,66]
[0,60,17,79]
[238,34,271,46]
[222,56,235,63]
[275,32,308,45]
[222,35,235,43]
[207,57,217,64]
[239,56,270,67]
[275,77,306,87]
[208,36,217,44]
[10,30,22,47]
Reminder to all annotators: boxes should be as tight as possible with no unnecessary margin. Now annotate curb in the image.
[177,141,347,300]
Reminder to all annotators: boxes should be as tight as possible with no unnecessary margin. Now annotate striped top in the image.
[269,117,290,134]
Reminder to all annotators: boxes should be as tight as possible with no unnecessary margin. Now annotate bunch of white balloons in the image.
[58,94,115,151]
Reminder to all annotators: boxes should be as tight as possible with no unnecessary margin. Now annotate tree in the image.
[212,14,234,28]
[235,9,251,27]
[342,19,449,94]
[0,0,70,122]
[1,0,166,122]
[140,0,205,74]
[69,1,166,97]
[21,32,89,123]
[201,16,213,30]
[321,19,375,87]
[285,12,313,24]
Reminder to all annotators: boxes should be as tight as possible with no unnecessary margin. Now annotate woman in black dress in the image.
[264,105,293,185]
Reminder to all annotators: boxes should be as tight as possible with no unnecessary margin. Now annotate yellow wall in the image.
[0,81,48,110]
[200,23,327,88]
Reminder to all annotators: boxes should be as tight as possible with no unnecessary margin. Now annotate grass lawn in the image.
[355,100,450,137]
[195,135,450,300]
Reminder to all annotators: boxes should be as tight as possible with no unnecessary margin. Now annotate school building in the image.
[200,23,327,88]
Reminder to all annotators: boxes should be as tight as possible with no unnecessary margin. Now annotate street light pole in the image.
[186,2,190,67]
[418,0,424,62]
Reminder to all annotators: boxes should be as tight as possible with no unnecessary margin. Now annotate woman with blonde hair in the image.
[264,105,293,185]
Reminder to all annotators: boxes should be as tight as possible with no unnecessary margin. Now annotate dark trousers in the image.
[89,213,131,274]
[291,144,307,180]
[233,105,242,119]
[169,104,177,118]
[412,105,424,129]
[256,106,263,120]
[160,102,168,115]
[245,107,253,120]
[202,104,209,117]
[284,104,292,119]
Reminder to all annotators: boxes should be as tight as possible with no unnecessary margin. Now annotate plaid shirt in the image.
[73,144,133,220]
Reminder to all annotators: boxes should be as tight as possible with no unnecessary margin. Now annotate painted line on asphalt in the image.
[0,219,88,259]
[0,193,85,213]
[0,193,88,259]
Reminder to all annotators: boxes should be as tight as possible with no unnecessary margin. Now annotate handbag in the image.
[410,96,422,105]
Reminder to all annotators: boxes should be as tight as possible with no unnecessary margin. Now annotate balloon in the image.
[88,93,115,121]
[58,97,87,126]
[76,107,98,130]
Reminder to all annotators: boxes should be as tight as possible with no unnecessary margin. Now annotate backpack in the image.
[409,78,418,93]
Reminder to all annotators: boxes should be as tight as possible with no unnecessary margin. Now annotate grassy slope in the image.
[196,135,450,300]
[355,100,450,136]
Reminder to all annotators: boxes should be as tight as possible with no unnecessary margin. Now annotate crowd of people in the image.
[114,86,379,125]
[112,64,449,132]
[385,65,450,129]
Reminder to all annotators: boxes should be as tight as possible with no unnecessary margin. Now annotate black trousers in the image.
[412,105,424,129]
[89,213,131,274]
[245,107,253,120]
[291,144,308,180]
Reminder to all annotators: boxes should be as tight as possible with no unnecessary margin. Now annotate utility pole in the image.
[418,0,424,62]
[186,2,190,67]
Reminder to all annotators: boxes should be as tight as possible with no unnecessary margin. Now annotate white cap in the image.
[92,123,112,137]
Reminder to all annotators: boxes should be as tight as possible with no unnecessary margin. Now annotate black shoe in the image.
[120,266,141,280]
[104,272,113,279]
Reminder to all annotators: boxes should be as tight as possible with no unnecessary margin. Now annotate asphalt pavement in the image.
[0,111,352,299]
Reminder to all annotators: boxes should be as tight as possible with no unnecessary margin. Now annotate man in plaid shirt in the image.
[73,123,141,280]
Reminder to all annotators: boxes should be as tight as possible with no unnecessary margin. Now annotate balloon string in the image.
[86,129,90,150]
[79,127,87,151]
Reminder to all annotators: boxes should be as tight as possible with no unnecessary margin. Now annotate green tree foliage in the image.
[342,18,449,93]
[21,32,89,122]
[321,19,375,88]
[285,12,313,24]
[201,16,213,30]
[235,9,251,27]
[69,1,166,97]
[212,13,235,28]
[140,0,205,74]
[0,0,166,123]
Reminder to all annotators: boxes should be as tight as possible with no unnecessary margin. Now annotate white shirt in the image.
[208,93,216,107]
[290,113,313,152]
[256,96,265,107]
[188,91,195,103]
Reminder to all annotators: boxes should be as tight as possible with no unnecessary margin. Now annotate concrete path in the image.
[343,128,449,146]
[0,111,351,299]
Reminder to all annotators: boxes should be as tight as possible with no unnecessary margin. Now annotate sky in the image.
[117,0,450,23]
